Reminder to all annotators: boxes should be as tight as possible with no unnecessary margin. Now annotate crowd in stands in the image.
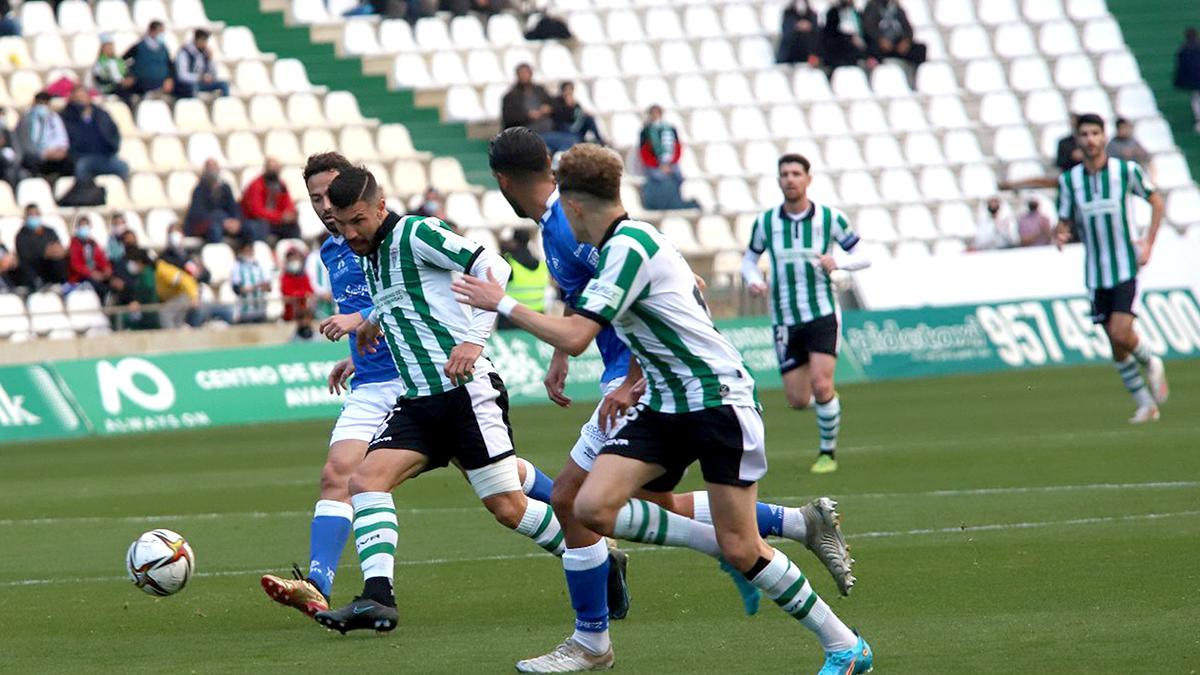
[777,0,926,74]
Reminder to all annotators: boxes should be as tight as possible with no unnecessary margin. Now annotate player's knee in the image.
[812,378,835,402]
[715,529,765,571]
[483,492,526,530]
[573,492,617,536]
[549,478,579,522]
[318,459,355,500]
[785,390,811,410]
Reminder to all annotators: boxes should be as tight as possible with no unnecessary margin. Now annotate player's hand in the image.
[1054,224,1072,250]
[598,377,644,433]
[320,312,365,341]
[328,357,355,395]
[1136,238,1153,266]
[747,281,768,297]
[444,342,483,386]
[692,273,707,294]
[544,350,572,408]
[817,254,838,274]
[356,321,382,355]
[452,269,505,311]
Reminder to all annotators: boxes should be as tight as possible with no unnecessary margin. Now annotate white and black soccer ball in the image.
[126,529,195,596]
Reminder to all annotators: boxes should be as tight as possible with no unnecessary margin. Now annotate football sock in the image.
[815,396,841,456]
[612,498,721,556]
[351,491,398,603]
[562,539,611,656]
[515,499,566,556]
[1116,356,1155,407]
[691,491,791,539]
[308,499,353,598]
[1131,341,1153,366]
[517,457,555,504]
[747,550,857,652]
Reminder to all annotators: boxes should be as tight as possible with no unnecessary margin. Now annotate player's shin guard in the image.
[747,549,856,652]
[308,499,353,598]
[351,492,398,602]
[516,499,566,556]
[518,457,555,504]
[1116,355,1155,407]
[692,491,792,539]
[612,498,721,556]
[562,539,611,655]
[815,396,841,455]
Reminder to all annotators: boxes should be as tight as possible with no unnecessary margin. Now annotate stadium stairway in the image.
[1107,0,1200,180]
[202,0,494,187]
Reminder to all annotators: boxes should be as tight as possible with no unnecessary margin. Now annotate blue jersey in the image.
[539,191,631,384]
[320,236,399,389]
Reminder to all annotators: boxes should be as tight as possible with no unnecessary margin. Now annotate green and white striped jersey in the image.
[747,202,859,326]
[1057,158,1154,290]
[575,217,756,414]
[360,212,492,398]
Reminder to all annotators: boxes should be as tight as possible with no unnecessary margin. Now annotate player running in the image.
[1055,113,1168,422]
[742,154,869,475]
[457,143,873,675]
[260,153,559,622]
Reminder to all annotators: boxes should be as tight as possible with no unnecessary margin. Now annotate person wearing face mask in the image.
[637,105,699,210]
[90,33,136,106]
[105,212,130,263]
[67,215,114,295]
[972,196,1018,251]
[1017,198,1052,247]
[61,84,129,183]
[280,247,314,327]
[822,0,868,70]
[13,203,68,289]
[185,158,243,243]
[230,239,270,323]
[123,20,174,98]
[15,91,73,180]
[777,1,823,66]
[241,157,299,242]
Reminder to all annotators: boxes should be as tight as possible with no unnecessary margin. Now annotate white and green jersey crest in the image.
[360,212,488,397]
[1057,157,1154,290]
[748,203,858,326]
[575,217,756,414]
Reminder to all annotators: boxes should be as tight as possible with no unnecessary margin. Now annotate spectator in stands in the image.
[127,247,198,329]
[15,91,72,180]
[0,245,17,291]
[1107,117,1152,167]
[0,118,19,186]
[499,229,548,325]
[552,82,606,146]
[777,1,822,66]
[105,212,130,263]
[863,0,925,69]
[1176,27,1200,132]
[0,0,19,37]
[14,205,68,289]
[1056,113,1084,171]
[161,224,207,283]
[175,29,230,99]
[61,85,129,183]
[241,157,299,241]
[114,247,160,330]
[501,64,576,154]
[280,247,314,339]
[525,11,572,41]
[1017,198,1053,248]
[972,197,1018,251]
[823,0,868,70]
[124,20,174,97]
[231,239,269,323]
[186,158,243,243]
[67,215,114,295]
[440,0,510,16]
[638,105,699,211]
[91,33,136,106]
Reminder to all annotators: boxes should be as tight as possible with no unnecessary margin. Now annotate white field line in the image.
[4,509,1200,588]
[3,480,1198,528]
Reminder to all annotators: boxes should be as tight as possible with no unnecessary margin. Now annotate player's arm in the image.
[1054,172,1076,250]
[998,176,1059,191]
[597,356,645,432]
[454,270,602,355]
[1131,162,1164,265]
[818,210,870,274]
[443,248,512,385]
[320,307,371,341]
[545,304,576,408]
[742,213,768,296]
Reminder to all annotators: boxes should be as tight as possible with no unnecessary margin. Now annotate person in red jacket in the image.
[637,105,698,210]
[68,215,115,296]
[240,157,300,242]
[280,246,315,340]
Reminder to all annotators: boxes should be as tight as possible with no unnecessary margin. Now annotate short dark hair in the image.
[778,153,811,173]
[488,127,550,175]
[23,203,38,214]
[560,80,574,93]
[1075,113,1105,131]
[194,28,210,41]
[515,62,532,75]
[33,91,51,104]
[303,151,354,181]
[1115,117,1130,127]
[149,20,164,32]
[327,165,379,209]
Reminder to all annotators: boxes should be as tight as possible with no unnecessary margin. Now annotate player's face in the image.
[493,171,528,219]
[306,170,340,235]
[778,162,810,201]
[1076,123,1106,159]
[333,197,386,255]
[561,195,591,243]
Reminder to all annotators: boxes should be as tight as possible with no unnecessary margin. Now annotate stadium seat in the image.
[0,293,31,338]
[633,76,673,110]
[212,97,251,132]
[1054,54,1097,90]
[643,7,683,41]
[979,0,1020,25]
[201,242,236,285]
[994,23,1036,59]
[445,85,486,123]
[659,217,702,255]
[753,70,794,106]
[702,143,743,178]
[1009,56,1053,93]
[1069,87,1114,121]
[171,0,210,27]
[57,0,97,33]
[838,171,880,207]
[896,205,938,240]
[1025,89,1069,125]
[173,98,212,134]
[263,129,305,166]
[934,0,975,26]
[685,6,722,39]
[27,291,71,335]
[1006,160,1047,183]
[286,93,327,128]
[1099,52,1141,88]
[377,19,416,53]
[949,26,992,61]
[150,135,190,171]
[689,108,731,144]
[236,61,275,94]
[960,164,998,198]
[342,20,382,56]
[728,106,770,142]
[854,207,898,243]
[430,51,470,86]
[808,102,849,137]
[888,98,930,132]
[1135,117,1174,153]
[591,78,633,113]
[1167,187,1200,226]
[904,132,945,166]
[32,34,71,67]
[831,67,873,101]
[65,287,109,333]
[880,169,920,204]
[20,0,59,35]
[430,157,471,193]
[742,140,779,177]
[16,178,56,213]
[392,53,432,89]
[486,13,524,46]
[450,15,488,50]
[715,177,755,213]
[337,126,377,162]
[864,135,905,169]
[466,49,505,84]
[915,62,958,95]
[768,104,809,139]
[848,100,889,135]
[480,190,521,228]
[324,92,368,127]
[824,137,865,172]
[620,43,660,78]
[227,130,265,169]
[186,132,225,167]
[414,17,451,52]
[1155,153,1193,190]
[1116,84,1158,120]
[70,32,100,67]
[979,92,1023,127]
[700,40,739,75]
[964,59,1007,94]
[992,126,1039,161]
[919,167,964,203]
[221,26,262,60]
[249,94,291,131]
[806,173,841,204]
[738,36,775,71]
[132,0,169,28]
[607,9,646,43]
[870,64,912,98]
[1024,0,1065,22]
[659,40,699,76]
[722,4,760,38]
[538,42,579,81]
[144,208,178,249]
[1039,21,1081,56]
[1083,17,1124,54]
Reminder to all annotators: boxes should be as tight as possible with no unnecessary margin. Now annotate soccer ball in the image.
[126,529,195,596]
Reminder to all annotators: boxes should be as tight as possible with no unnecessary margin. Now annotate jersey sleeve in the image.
[747,211,767,254]
[410,217,484,272]
[573,237,650,325]
[1129,161,1156,199]
[1056,172,1075,222]
[830,208,860,251]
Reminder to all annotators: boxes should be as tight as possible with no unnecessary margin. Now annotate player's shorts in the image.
[330,381,409,446]
[367,372,515,471]
[775,314,839,373]
[568,376,626,473]
[1090,278,1138,325]
[598,403,767,492]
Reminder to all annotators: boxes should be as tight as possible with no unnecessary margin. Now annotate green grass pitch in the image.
[3,362,1199,674]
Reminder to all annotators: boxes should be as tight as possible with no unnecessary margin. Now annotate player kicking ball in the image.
[260,154,559,625]
[456,144,873,674]
[743,154,869,475]
[1056,113,1168,423]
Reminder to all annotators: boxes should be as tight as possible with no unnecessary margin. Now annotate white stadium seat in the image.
[1117,84,1159,121]
[1024,0,1065,23]
[378,19,417,52]
[888,99,930,132]
[934,0,975,27]
[1024,89,1069,125]
[1054,54,1097,90]
[769,104,809,139]
[659,40,699,75]
[342,20,381,56]
[660,217,702,255]
[392,54,431,89]
[808,102,849,137]
[831,66,873,101]
[915,62,958,95]
[964,59,1007,94]
[848,100,889,135]
[979,0,1020,25]
[928,96,971,128]
[944,130,984,164]
[949,26,992,61]
[864,135,905,169]
[904,132,945,167]
[1070,87,1115,121]
[739,36,776,71]
[1099,52,1141,88]
[855,207,898,243]
[450,15,488,49]
[870,64,912,98]
[992,126,1039,161]
[921,166,963,202]
[825,137,865,172]
[430,51,469,86]
[414,18,451,52]
[994,23,1036,59]
[644,7,684,41]
[1167,187,1200,226]
[1083,18,1124,54]
[979,92,1024,128]
[28,291,71,335]
[1154,153,1193,190]
[684,6,722,39]
[620,43,660,78]
[838,171,880,207]
[57,0,97,33]
[880,169,921,204]
[699,39,738,74]
[896,205,939,240]
[1010,56,1053,92]
[1039,21,1081,57]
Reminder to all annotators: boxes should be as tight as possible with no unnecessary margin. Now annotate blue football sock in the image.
[308,499,353,598]
[519,458,555,504]
[563,540,611,654]
[755,501,785,538]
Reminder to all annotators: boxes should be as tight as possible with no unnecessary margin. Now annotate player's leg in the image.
[782,366,814,410]
[1100,281,1161,422]
[1113,280,1169,403]
[809,352,840,473]
[516,456,556,504]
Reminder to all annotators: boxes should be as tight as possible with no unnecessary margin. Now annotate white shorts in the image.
[329,381,408,445]
[568,377,626,473]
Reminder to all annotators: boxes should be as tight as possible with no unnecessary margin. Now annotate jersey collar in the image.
[539,188,560,226]
[598,213,630,248]
[778,202,814,222]
[368,211,402,257]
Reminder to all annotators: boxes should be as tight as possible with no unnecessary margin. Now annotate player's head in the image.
[555,143,624,243]
[1074,113,1106,158]
[489,127,552,219]
[777,154,812,202]
[304,151,354,235]
[327,166,386,255]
